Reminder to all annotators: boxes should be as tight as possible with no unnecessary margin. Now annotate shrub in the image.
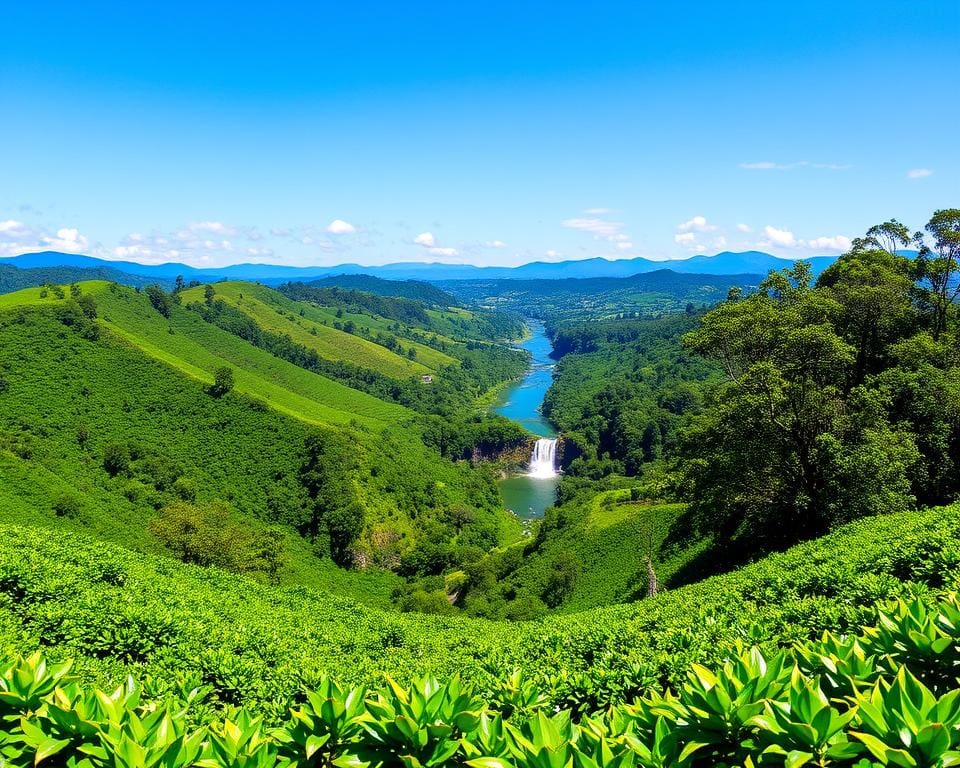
[51,494,81,518]
[210,366,234,397]
[102,442,131,476]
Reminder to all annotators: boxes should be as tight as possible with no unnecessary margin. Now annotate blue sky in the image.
[1,0,957,267]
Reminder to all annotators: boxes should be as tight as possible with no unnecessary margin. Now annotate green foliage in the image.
[211,366,235,397]
[1,591,960,768]
[0,499,957,718]
[681,215,960,551]
[0,292,513,595]
[149,500,287,579]
[145,285,172,318]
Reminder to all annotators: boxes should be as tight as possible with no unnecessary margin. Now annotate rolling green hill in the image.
[0,281,521,600]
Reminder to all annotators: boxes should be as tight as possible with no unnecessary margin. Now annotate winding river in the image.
[493,320,560,518]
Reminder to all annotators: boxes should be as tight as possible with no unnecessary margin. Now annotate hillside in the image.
[0,502,956,715]
[180,281,450,378]
[0,280,527,598]
[302,273,460,307]
[0,262,164,293]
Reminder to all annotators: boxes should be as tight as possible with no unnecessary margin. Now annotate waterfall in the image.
[528,438,558,479]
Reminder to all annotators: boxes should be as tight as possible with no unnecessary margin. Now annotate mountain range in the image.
[2,249,840,284]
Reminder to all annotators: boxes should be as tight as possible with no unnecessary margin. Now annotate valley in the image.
[0,211,959,766]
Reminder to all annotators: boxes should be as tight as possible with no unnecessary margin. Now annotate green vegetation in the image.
[302,273,461,307]
[0,281,524,598]
[441,271,761,322]
[0,262,162,293]
[2,587,960,768]
[455,485,712,618]
[0,500,957,728]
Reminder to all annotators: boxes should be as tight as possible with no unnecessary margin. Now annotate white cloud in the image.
[189,221,234,235]
[805,235,851,252]
[0,219,30,237]
[41,227,89,252]
[757,225,850,253]
[907,168,932,179]
[762,225,798,248]
[411,231,458,257]
[483,240,507,248]
[545,249,562,259]
[561,217,624,239]
[676,215,716,233]
[674,232,698,246]
[736,223,752,233]
[583,207,614,215]
[615,241,633,251]
[325,219,357,234]
[714,236,728,249]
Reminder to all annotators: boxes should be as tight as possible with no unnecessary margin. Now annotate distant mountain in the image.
[301,274,459,307]
[2,249,841,284]
[0,261,169,294]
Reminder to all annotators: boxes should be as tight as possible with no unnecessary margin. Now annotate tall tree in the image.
[915,209,960,339]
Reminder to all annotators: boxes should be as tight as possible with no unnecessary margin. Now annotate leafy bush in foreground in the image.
[0,593,958,767]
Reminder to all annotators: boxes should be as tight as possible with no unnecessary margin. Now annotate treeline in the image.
[682,211,960,551]
[0,263,161,294]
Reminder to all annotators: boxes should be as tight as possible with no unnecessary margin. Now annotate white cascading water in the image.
[528,438,559,479]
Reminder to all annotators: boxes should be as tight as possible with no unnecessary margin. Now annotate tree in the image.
[298,431,362,566]
[145,285,171,318]
[149,500,284,577]
[103,442,131,476]
[681,256,919,549]
[174,275,186,293]
[816,248,917,385]
[210,366,234,397]
[76,293,97,319]
[541,550,579,608]
[915,208,960,339]
[52,493,81,518]
[204,284,216,305]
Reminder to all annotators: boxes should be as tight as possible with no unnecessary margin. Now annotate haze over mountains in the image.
[2,249,841,284]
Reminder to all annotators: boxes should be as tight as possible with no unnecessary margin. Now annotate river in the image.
[493,320,560,519]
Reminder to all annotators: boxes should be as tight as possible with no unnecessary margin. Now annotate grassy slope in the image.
[466,487,711,615]
[0,502,956,713]
[83,282,409,428]
[182,282,455,377]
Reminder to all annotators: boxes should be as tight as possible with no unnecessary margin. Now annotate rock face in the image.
[470,435,568,477]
